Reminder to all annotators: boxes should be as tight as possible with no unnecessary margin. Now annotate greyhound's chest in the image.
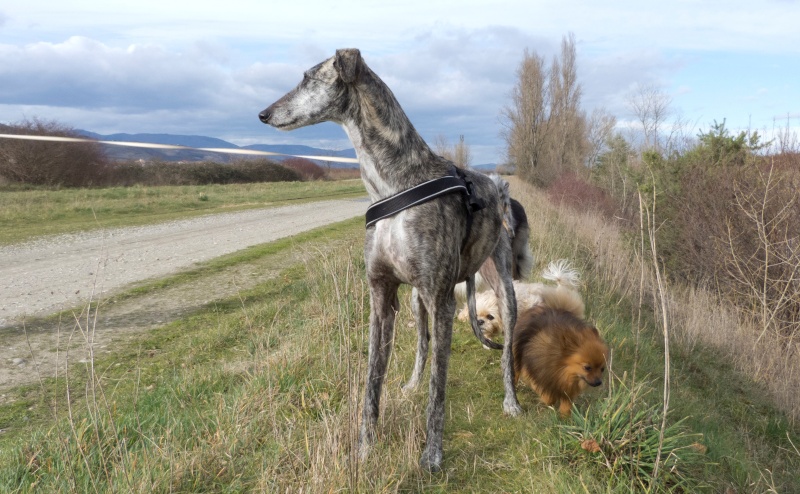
[364,210,463,287]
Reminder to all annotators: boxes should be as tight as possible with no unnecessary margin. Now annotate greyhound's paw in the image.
[357,438,372,462]
[503,399,523,417]
[401,380,418,395]
[358,427,375,462]
[419,449,442,472]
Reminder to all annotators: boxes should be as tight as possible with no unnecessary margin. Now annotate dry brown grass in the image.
[326,167,361,181]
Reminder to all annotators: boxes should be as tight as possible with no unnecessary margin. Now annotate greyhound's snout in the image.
[258,109,271,124]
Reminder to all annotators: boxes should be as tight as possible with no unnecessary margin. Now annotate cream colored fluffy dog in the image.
[457,260,583,341]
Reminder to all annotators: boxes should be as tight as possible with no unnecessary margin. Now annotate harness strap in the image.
[365,165,486,252]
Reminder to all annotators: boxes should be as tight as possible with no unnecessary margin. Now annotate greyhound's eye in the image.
[584,365,592,372]
[486,314,495,321]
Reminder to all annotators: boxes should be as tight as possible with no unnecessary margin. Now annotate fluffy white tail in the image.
[541,259,580,289]
[537,260,584,318]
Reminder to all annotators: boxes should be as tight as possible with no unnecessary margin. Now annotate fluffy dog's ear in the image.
[334,48,362,83]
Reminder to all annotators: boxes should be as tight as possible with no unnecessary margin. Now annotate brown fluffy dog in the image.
[513,287,609,418]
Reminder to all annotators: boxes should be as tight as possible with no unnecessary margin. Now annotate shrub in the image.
[0,119,109,186]
[281,157,328,180]
[546,172,618,220]
[235,159,304,183]
[592,125,800,341]
[669,161,800,338]
[105,159,302,186]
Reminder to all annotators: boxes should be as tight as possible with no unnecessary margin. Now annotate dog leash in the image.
[365,165,485,251]
[0,133,360,164]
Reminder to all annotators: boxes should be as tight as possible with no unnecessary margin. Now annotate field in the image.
[0,178,798,492]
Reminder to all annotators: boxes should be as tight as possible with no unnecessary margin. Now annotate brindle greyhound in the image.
[259,48,521,471]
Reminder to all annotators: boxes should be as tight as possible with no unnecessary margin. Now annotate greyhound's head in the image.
[259,48,364,130]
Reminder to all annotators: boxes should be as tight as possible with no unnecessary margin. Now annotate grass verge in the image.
[0,179,366,245]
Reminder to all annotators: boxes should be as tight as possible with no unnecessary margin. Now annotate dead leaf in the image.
[690,442,708,454]
[580,439,601,453]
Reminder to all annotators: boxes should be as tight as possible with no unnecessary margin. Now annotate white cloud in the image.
[0,37,240,111]
[1,1,798,164]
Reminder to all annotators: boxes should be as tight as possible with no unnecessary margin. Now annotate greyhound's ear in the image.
[334,48,362,83]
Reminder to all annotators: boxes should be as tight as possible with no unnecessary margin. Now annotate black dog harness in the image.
[365,166,485,250]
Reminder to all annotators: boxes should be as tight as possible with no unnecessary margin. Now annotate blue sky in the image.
[1,0,798,164]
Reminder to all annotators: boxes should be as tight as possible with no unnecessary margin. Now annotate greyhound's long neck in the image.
[342,70,448,201]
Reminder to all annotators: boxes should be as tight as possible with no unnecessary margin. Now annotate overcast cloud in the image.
[1,1,799,164]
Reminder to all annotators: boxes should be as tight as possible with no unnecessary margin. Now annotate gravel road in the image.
[0,197,368,397]
[0,198,368,328]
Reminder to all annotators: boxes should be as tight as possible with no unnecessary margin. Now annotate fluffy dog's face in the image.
[563,330,609,389]
[473,291,502,338]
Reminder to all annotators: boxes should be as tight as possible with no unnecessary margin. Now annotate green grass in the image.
[0,179,366,245]
[1,184,798,492]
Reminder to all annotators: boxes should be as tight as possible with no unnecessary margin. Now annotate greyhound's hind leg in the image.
[488,235,523,416]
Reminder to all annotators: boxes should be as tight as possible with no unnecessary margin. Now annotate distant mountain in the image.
[68,130,495,170]
[75,130,359,168]
[243,144,357,160]
[78,131,239,149]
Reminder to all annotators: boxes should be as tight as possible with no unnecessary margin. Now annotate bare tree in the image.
[501,48,549,184]
[548,33,587,179]
[432,134,472,169]
[501,33,588,186]
[723,166,800,342]
[453,135,472,169]
[627,83,672,152]
[662,110,698,156]
[433,134,453,161]
[586,107,618,168]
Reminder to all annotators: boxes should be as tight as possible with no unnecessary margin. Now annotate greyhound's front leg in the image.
[358,281,399,461]
[402,288,429,393]
[419,297,455,471]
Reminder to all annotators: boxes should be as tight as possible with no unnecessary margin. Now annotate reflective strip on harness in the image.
[364,175,468,228]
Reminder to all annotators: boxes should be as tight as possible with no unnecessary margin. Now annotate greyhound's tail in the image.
[465,275,503,350]
[488,173,513,237]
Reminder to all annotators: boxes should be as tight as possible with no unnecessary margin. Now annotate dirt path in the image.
[0,198,368,395]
